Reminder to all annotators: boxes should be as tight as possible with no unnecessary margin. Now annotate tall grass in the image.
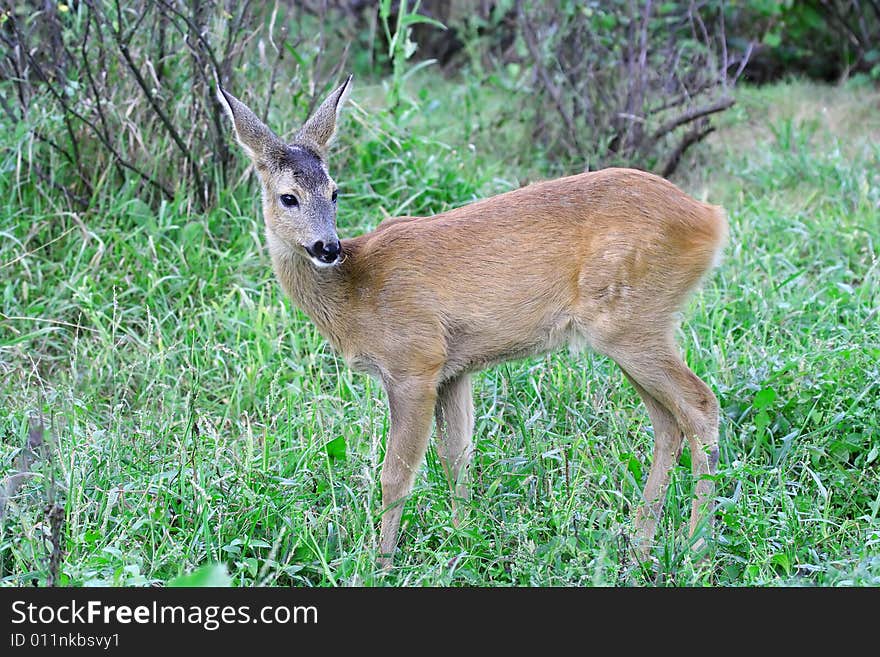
[1,77,878,586]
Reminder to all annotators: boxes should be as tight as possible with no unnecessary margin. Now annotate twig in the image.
[0,93,82,176]
[111,5,206,207]
[80,6,117,173]
[647,96,733,147]
[517,1,582,159]
[28,161,90,210]
[156,0,249,185]
[719,0,728,90]
[222,0,256,80]
[0,29,30,109]
[261,2,287,123]
[819,0,871,53]
[8,17,174,201]
[661,120,715,177]
[306,0,330,117]
[648,78,715,114]
[622,0,653,151]
[730,42,754,85]
[157,0,224,74]
[322,42,352,102]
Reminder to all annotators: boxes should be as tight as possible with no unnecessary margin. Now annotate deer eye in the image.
[280,194,298,208]
[331,189,338,204]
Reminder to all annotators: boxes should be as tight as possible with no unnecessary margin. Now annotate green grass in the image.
[1,78,878,586]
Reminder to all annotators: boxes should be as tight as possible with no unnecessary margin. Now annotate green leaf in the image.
[400,14,447,30]
[763,32,782,48]
[284,42,308,70]
[754,387,777,411]
[325,436,346,460]
[597,14,617,30]
[755,410,771,435]
[621,452,642,481]
[168,563,231,587]
[770,552,791,575]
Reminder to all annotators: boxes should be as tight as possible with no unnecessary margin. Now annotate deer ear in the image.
[217,85,283,165]
[295,75,352,157]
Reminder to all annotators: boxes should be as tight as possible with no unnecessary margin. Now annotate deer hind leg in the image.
[620,370,685,559]
[606,340,720,551]
[378,375,438,568]
[435,374,475,523]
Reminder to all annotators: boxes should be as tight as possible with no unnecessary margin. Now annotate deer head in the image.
[217,76,352,267]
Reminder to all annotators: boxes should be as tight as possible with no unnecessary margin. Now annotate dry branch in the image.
[661,120,715,177]
[647,96,734,147]
[516,1,746,176]
[516,0,582,160]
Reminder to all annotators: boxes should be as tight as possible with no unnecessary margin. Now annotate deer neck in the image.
[266,234,351,350]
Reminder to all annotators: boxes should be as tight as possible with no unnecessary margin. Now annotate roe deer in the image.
[218,76,727,567]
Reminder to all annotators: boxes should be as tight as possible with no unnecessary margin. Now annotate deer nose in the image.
[306,239,341,264]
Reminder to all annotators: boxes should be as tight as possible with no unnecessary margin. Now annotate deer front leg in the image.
[377,375,438,568]
[435,374,474,523]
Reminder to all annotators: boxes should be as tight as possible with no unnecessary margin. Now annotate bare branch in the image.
[661,120,715,177]
[156,0,224,75]
[517,1,582,159]
[222,0,256,79]
[621,0,653,150]
[648,96,733,146]
[262,3,287,123]
[113,26,206,206]
[306,0,329,116]
[8,16,174,201]
[819,0,872,52]
[648,78,716,114]
[28,161,90,210]
[730,42,754,85]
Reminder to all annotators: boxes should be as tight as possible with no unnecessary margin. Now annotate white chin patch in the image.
[308,256,338,269]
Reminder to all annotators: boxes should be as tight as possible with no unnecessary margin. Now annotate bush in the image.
[482,0,751,176]
[0,1,349,211]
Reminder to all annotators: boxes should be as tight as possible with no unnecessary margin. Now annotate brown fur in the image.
[218,78,727,567]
